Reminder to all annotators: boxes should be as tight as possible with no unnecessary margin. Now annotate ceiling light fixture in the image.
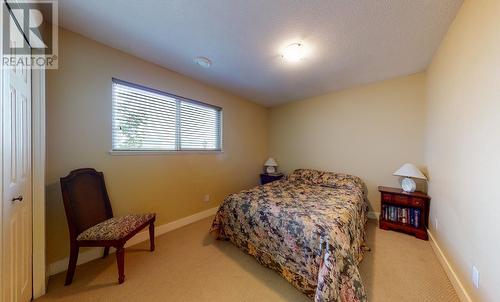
[281,43,307,62]
[194,56,212,68]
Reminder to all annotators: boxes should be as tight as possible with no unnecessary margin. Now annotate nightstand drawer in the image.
[410,198,424,207]
[391,195,424,207]
[382,193,392,202]
[393,194,410,205]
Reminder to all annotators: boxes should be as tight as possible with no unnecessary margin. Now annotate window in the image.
[112,79,222,152]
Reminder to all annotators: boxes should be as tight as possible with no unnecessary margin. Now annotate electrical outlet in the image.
[472,265,480,288]
[203,194,210,202]
[434,218,438,230]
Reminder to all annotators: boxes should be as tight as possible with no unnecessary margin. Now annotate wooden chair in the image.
[60,168,156,285]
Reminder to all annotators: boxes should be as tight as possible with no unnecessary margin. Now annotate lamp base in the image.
[266,166,276,174]
[401,177,417,193]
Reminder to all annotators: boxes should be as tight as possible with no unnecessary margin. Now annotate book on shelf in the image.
[382,204,421,228]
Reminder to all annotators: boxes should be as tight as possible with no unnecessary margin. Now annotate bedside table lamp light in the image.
[393,163,427,193]
[264,158,278,174]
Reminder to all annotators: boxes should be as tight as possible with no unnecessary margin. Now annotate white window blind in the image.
[112,79,222,151]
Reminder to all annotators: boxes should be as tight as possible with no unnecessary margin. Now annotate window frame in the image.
[110,78,223,155]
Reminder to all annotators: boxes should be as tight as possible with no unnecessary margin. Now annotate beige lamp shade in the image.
[264,158,278,167]
[393,163,427,180]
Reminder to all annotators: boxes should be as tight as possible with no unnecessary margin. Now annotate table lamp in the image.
[393,163,427,193]
[264,158,278,174]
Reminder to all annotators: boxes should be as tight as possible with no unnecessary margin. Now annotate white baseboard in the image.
[428,230,472,302]
[48,206,219,276]
[368,211,379,220]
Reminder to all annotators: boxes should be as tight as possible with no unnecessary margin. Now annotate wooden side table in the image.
[260,173,284,185]
[378,186,431,240]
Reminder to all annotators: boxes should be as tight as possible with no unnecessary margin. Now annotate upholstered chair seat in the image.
[77,213,156,241]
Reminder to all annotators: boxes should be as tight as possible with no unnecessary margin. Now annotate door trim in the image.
[0,12,4,300]
[32,67,46,298]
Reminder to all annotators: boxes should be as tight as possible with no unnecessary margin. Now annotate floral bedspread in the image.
[210,169,369,302]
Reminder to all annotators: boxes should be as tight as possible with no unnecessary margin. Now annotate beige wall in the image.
[46,29,268,263]
[425,0,500,300]
[269,73,426,212]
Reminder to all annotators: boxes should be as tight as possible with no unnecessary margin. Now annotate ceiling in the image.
[55,0,463,106]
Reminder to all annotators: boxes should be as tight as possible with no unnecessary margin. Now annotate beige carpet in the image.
[37,218,458,302]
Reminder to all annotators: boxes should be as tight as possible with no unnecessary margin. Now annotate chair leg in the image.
[65,244,79,286]
[149,222,155,252]
[102,247,110,258]
[116,245,125,284]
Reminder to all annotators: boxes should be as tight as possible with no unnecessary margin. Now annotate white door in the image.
[2,29,33,302]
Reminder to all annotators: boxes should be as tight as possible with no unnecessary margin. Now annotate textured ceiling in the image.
[55,0,463,106]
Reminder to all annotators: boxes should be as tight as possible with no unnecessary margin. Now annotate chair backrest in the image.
[60,168,114,239]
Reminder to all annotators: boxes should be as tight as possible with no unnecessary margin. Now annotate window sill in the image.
[108,150,224,156]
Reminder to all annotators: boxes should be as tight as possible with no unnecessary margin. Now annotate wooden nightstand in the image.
[260,173,284,185]
[378,186,431,240]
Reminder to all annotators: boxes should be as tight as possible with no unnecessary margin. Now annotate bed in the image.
[210,169,369,302]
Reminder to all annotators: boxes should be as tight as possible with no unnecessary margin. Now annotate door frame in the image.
[0,1,46,299]
[0,14,4,299]
[32,67,46,298]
